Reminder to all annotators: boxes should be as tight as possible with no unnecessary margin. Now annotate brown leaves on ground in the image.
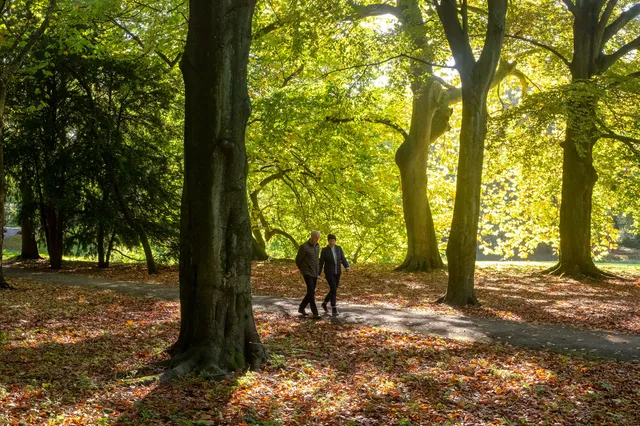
[10,258,640,334]
[1,280,639,425]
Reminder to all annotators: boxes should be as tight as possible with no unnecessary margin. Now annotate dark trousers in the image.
[323,273,341,307]
[299,274,318,315]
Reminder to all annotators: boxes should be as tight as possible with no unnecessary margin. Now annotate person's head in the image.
[327,234,336,247]
[310,230,320,245]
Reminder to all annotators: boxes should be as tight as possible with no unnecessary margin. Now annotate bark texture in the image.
[437,0,508,306]
[165,0,267,380]
[20,174,41,259]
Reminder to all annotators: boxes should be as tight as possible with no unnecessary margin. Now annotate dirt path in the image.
[5,267,640,362]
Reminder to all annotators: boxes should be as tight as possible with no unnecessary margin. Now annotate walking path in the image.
[5,267,640,362]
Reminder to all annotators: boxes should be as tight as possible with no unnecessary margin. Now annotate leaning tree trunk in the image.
[443,89,489,306]
[113,180,158,274]
[395,80,446,272]
[165,0,267,380]
[20,174,41,259]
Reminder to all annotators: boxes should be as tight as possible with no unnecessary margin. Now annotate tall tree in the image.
[165,0,267,379]
[0,0,56,288]
[434,0,508,305]
[543,0,640,277]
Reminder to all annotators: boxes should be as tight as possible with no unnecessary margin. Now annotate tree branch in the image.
[326,116,408,140]
[6,0,56,77]
[348,2,403,20]
[562,0,578,16]
[598,34,640,73]
[505,34,572,70]
[602,3,640,46]
[435,0,475,78]
[318,53,454,79]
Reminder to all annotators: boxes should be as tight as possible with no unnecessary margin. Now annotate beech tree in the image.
[434,0,508,305]
[165,0,267,379]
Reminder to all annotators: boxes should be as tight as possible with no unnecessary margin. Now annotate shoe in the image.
[298,308,308,316]
[312,314,322,320]
[321,302,328,313]
[332,308,339,316]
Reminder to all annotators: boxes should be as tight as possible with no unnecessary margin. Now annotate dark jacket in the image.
[319,245,349,276]
[295,240,320,277]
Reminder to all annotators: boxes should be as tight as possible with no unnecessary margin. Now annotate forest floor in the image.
[1,278,640,425]
[8,258,640,335]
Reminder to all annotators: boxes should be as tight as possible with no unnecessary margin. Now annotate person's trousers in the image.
[323,273,341,307]
[299,274,318,315]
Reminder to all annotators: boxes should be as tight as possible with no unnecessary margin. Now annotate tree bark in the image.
[545,1,638,278]
[97,223,107,268]
[0,82,8,288]
[20,173,41,259]
[395,81,447,271]
[437,0,508,306]
[165,0,267,380]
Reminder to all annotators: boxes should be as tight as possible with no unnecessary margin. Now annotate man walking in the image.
[319,234,349,316]
[295,230,321,319]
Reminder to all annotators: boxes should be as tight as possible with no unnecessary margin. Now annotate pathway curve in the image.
[5,267,639,362]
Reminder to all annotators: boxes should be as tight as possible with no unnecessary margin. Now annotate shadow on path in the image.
[6,267,640,362]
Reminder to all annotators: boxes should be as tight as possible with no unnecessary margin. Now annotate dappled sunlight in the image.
[2,282,640,424]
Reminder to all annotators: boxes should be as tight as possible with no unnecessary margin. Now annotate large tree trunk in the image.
[20,173,41,259]
[395,81,446,272]
[437,0,508,306]
[165,0,267,380]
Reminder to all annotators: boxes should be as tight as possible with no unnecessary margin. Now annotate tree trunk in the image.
[436,0,508,306]
[252,234,269,260]
[106,229,116,267]
[395,81,446,272]
[443,89,488,306]
[113,180,158,274]
[20,174,41,259]
[165,0,267,380]
[0,82,9,288]
[45,200,64,270]
[97,223,107,268]
[547,92,605,277]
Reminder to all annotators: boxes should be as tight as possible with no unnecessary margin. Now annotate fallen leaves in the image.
[1,280,640,425]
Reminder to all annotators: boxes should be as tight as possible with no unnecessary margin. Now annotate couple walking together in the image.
[295,230,350,318]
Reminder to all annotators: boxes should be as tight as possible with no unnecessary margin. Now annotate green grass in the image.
[476,260,640,271]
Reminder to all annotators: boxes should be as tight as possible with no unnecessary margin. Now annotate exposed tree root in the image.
[0,281,15,290]
[394,256,445,272]
[542,262,617,280]
[435,293,480,307]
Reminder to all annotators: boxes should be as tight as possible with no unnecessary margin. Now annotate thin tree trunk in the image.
[165,0,267,380]
[252,235,269,260]
[97,223,107,268]
[106,229,116,267]
[45,200,64,270]
[113,180,158,274]
[0,82,9,288]
[20,172,41,259]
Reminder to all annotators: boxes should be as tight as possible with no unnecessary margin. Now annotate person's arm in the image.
[318,247,325,276]
[340,246,350,271]
[295,245,304,270]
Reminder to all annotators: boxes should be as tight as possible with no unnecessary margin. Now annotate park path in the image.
[5,267,640,363]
